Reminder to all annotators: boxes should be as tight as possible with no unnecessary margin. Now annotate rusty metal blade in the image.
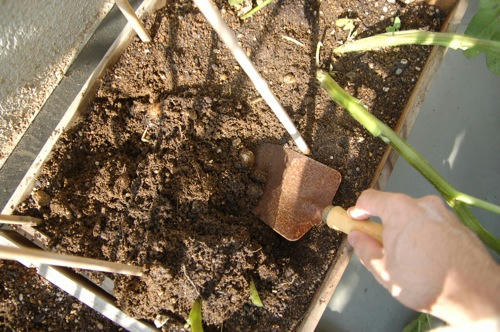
[253,144,342,241]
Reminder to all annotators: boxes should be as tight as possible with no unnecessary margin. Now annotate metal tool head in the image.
[253,144,342,241]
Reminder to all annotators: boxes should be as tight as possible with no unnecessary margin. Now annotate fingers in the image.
[351,189,413,224]
[348,231,387,282]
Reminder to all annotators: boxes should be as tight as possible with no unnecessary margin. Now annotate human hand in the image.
[347,189,500,326]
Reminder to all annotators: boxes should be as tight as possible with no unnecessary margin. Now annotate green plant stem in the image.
[453,202,500,252]
[187,299,203,332]
[249,278,264,307]
[316,69,500,254]
[333,30,500,54]
[454,193,500,214]
[241,0,274,19]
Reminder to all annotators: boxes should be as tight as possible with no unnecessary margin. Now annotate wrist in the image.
[430,264,500,325]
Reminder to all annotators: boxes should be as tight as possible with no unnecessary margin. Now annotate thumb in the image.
[348,231,387,283]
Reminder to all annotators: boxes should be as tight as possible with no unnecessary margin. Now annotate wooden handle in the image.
[115,0,151,42]
[0,215,41,226]
[322,206,383,243]
[0,245,144,276]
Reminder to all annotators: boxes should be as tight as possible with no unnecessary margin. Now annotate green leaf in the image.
[463,0,500,74]
[241,0,274,19]
[249,278,264,307]
[228,0,244,8]
[336,18,357,31]
[186,299,203,332]
[402,313,433,332]
[386,17,401,32]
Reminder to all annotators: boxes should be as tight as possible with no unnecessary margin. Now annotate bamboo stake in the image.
[0,215,41,226]
[115,0,151,42]
[193,0,311,155]
[0,245,144,276]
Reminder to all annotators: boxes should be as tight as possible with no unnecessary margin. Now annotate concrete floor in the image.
[317,0,500,330]
[0,0,113,168]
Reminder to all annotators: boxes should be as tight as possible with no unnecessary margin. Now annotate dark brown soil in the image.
[15,0,444,330]
[0,260,120,331]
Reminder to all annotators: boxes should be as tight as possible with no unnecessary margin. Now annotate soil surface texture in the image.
[0,260,120,331]
[16,0,444,330]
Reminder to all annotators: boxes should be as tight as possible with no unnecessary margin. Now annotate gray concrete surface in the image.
[0,0,113,168]
[0,1,142,208]
[317,0,500,330]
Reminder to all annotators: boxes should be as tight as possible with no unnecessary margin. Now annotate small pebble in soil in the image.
[383,87,390,92]
[401,59,409,65]
[232,137,242,147]
[239,149,255,167]
[415,66,421,71]
[33,190,51,207]
[154,314,169,328]
[395,68,403,75]
[247,183,263,200]
[283,73,296,84]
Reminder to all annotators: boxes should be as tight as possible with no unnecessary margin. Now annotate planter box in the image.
[1,0,467,330]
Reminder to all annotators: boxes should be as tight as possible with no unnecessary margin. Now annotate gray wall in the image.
[0,0,113,168]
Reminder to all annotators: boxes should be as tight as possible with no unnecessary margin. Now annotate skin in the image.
[347,189,500,326]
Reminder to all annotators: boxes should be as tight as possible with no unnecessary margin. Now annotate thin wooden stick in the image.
[115,0,151,42]
[0,245,144,276]
[193,0,311,155]
[0,215,41,226]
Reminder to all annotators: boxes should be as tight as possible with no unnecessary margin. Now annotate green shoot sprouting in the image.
[186,299,203,332]
[316,69,500,254]
[386,16,401,33]
[249,278,264,307]
[403,313,433,332]
[228,0,244,7]
[333,0,500,74]
[241,0,274,20]
[336,18,359,40]
[333,30,500,59]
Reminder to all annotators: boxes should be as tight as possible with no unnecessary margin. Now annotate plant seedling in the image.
[336,17,359,40]
[186,299,203,332]
[403,313,433,332]
[241,0,274,19]
[249,278,264,307]
[386,16,401,33]
[228,0,244,7]
[333,0,500,74]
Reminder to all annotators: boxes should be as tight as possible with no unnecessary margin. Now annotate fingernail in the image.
[348,207,369,219]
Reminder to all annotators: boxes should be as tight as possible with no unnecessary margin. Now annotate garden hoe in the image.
[254,143,383,242]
